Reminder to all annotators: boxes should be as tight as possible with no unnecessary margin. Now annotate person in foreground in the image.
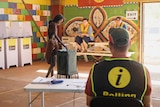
[75,18,94,52]
[85,28,152,107]
[45,14,67,78]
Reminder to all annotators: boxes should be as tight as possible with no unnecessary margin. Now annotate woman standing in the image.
[45,14,67,78]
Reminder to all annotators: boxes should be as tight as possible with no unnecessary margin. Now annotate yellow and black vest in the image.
[91,58,147,101]
[114,22,125,28]
[80,23,94,37]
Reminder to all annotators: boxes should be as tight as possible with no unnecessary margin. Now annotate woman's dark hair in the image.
[52,14,65,23]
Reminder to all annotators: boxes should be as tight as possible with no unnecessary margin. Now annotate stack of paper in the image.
[31,76,55,84]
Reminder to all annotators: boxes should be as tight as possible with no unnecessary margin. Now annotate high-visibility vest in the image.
[80,24,94,37]
[114,22,125,28]
[91,58,147,101]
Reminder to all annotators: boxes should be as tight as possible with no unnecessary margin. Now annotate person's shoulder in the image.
[129,60,145,68]
[131,60,142,64]
[122,22,127,27]
[49,21,55,26]
[88,23,92,27]
[89,24,92,28]
[94,60,107,67]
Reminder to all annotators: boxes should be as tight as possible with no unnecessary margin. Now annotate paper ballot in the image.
[31,76,55,84]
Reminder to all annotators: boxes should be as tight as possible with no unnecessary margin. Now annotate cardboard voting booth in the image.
[9,22,33,67]
[9,22,23,38]
[0,22,10,69]
[22,22,32,37]
[17,22,33,66]
[9,22,32,38]
[0,22,10,39]
[5,38,18,68]
[0,39,5,69]
[1,21,33,68]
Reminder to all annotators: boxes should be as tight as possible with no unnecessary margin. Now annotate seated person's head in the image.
[82,18,89,26]
[115,16,122,25]
[109,28,130,52]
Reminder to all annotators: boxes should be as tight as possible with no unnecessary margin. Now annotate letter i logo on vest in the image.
[108,67,131,88]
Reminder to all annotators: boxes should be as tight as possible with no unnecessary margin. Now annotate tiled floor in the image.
[0,60,159,107]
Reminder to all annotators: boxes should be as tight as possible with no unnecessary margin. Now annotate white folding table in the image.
[24,78,87,107]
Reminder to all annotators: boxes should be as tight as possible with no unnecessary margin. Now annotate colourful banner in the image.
[78,0,123,7]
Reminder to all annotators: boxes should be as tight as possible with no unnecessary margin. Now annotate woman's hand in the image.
[64,45,68,50]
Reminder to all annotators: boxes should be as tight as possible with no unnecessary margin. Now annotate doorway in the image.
[142,2,160,65]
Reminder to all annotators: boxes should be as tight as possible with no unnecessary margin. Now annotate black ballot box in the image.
[57,49,78,78]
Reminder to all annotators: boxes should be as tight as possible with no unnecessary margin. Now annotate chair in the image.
[90,97,143,107]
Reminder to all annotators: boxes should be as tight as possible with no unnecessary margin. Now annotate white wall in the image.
[143,2,160,65]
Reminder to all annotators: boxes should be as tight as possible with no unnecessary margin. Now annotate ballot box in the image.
[5,38,18,69]
[18,37,32,66]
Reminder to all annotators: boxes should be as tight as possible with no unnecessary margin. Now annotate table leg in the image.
[41,92,44,107]
[28,92,31,107]
[83,55,88,62]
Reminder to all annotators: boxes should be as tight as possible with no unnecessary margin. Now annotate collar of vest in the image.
[80,24,89,33]
[114,22,124,28]
[105,57,132,61]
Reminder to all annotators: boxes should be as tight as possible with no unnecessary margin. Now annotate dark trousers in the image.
[75,36,91,45]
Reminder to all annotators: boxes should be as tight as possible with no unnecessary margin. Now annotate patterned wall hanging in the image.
[63,6,139,60]
[63,17,83,37]
[64,6,139,43]
[89,6,108,42]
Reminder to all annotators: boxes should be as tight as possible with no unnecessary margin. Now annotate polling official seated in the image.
[85,28,152,107]
[90,97,143,107]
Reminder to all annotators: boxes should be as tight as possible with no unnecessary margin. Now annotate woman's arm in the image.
[51,22,67,50]
[55,34,68,50]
